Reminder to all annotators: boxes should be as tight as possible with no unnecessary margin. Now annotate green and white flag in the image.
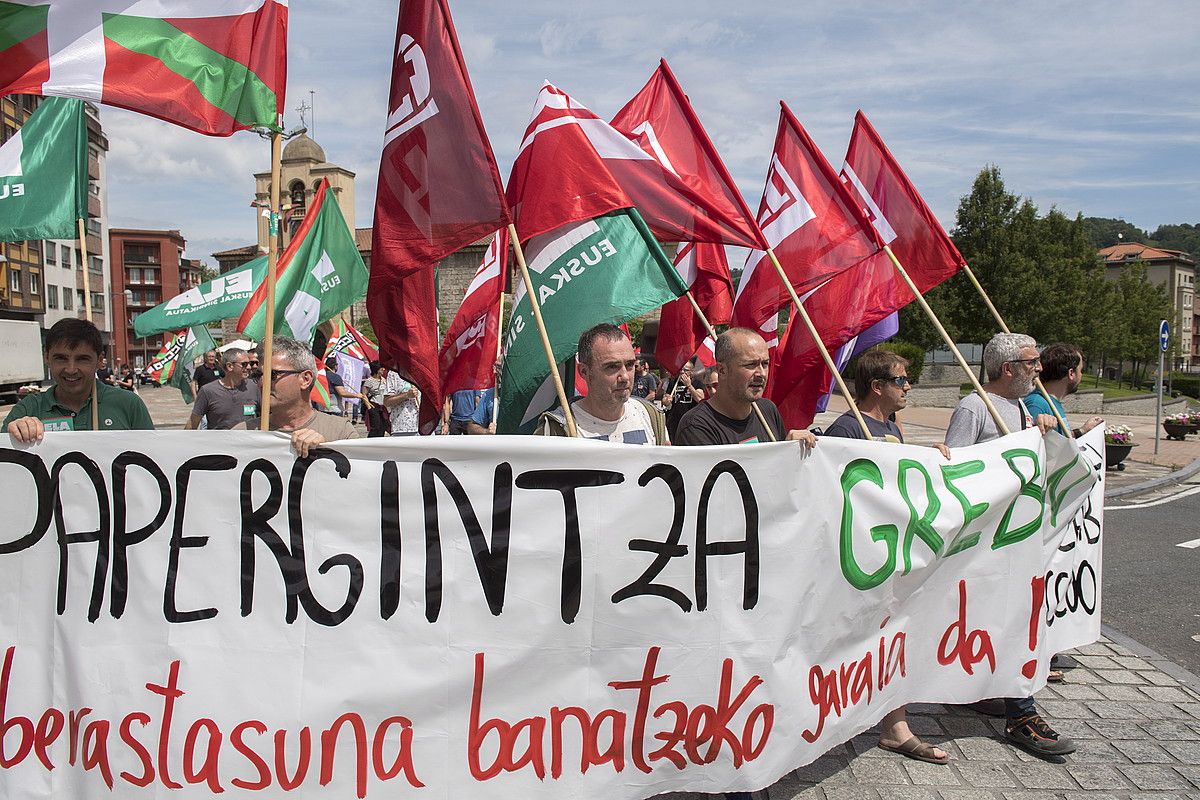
[134,256,266,337]
[146,326,217,404]
[0,96,86,242]
[237,179,367,344]
[498,209,687,434]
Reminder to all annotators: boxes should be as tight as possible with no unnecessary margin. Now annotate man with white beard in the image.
[945,332,1057,447]
[944,332,1072,759]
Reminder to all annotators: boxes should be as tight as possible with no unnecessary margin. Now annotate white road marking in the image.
[1109,484,1200,510]
[1177,538,1200,549]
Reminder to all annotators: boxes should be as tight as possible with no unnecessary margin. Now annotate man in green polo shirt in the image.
[5,318,154,443]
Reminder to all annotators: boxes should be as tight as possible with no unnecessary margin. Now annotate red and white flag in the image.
[732,103,878,333]
[508,82,759,247]
[655,242,733,375]
[367,0,511,433]
[324,318,379,363]
[610,60,765,250]
[439,228,506,397]
[0,0,287,136]
[766,111,967,430]
[840,110,965,294]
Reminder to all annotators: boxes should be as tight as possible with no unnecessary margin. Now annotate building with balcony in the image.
[1099,242,1198,368]
[109,228,195,368]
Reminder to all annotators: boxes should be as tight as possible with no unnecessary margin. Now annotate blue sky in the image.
[101,0,1200,266]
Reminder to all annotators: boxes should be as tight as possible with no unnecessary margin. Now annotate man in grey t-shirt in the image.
[185,348,259,430]
[944,333,1069,761]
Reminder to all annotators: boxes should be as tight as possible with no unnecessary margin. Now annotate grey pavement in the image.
[666,634,1200,800]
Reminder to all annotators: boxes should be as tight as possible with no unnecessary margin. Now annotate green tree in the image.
[1080,217,1149,249]
[1149,223,1200,262]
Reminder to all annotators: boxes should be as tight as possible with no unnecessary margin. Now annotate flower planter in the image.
[1104,442,1136,471]
[1163,422,1197,441]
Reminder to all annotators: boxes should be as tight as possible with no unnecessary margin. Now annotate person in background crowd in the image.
[944,332,1073,758]
[444,387,489,435]
[694,365,720,400]
[361,361,390,437]
[246,354,262,382]
[632,357,659,399]
[537,324,666,443]
[1024,343,1103,438]
[384,366,420,436]
[235,336,357,456]
[96,355,115,387]
[664,361,706,442]
[5,319,154,441]
[191,349,223,398]
[466,361,502,435]
[820,348,951,765]
[185,348,259,430]
[115,363,136,391]
[320,356,367,416]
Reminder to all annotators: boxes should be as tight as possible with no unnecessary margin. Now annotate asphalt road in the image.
[1105,483,1200,675]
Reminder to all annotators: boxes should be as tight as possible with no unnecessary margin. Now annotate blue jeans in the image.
[1005,696,1036,719]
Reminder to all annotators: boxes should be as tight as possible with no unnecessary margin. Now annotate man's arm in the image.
[4,399,44,443]
[944,403,982,448]
[184,414,201,430]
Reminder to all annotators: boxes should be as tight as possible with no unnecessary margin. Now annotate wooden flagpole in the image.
[258,131,282,431]
[507,223,578,437]
[491,278,505,428]
[77,218,93,322]
[764,249,876,440]
[958,262,1073,436]
[882,246,1010,434]
[680,289,779,443]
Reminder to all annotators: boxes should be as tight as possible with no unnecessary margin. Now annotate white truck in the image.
[0,319,46,401]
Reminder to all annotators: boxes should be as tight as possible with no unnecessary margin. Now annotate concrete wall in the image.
[1102,394,1188,417]
[905,383,964,409]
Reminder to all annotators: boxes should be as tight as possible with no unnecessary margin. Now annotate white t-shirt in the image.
[944,391,1030,447]
[384,371,420,434]
[541,398,663,444]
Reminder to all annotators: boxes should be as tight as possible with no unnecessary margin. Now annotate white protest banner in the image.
[1044,426,1105,654]
[0,429,1097,798]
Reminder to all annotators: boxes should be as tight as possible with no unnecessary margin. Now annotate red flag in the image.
[508,83,759,246]
[654,242,733,374]
[766,111,967,430]
[439,229,506,396]
[367,0,511,433]
[732,103,878,333]
[840,111,965,291]
[324,318,379,363]
[611,60,765,250]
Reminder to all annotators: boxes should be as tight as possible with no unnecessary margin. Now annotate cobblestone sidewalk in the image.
[669,634,1200,800]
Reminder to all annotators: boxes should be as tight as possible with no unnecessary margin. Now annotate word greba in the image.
[0,449,761,626]
[837,446,1093,589]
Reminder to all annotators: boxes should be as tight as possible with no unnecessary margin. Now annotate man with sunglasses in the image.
[235,336,358,457]
[944,333,1071,759]
[185,348,258,430]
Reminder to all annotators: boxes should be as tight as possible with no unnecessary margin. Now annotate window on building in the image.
[128,267,141,285]
[124,242,159,264]
[29,273,40,295]
[44,243,56,264]
[76,289,84,309]
[75,249,82,268]
[47,284,58,308]
[90,256,102,274]
[60,244,71,266]
[92,292,104,312]
[8,268,20,294]
[143,268,158,284]
[62,288,73,310]
[86,218,101,237]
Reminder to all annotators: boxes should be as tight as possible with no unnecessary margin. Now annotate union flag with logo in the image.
[368,0,510,432]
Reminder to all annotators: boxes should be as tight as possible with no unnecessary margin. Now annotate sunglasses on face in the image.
[1007,357,1041,367]
[876,376,911,387]
[265,369,306,381]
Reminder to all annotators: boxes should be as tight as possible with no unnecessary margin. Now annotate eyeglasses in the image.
[264,368,306,381]
[1007,357,1041,367]
[876,376,911,387]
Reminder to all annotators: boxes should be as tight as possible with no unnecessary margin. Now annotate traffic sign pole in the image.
[1156,319,1170,455]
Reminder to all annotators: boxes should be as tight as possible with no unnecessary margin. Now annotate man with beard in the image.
[944,332,1072,759]
[1023,343,1103,438]
[538,324,666,443]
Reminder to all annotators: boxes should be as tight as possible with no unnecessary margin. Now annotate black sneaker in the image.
[1005,714,1077,757]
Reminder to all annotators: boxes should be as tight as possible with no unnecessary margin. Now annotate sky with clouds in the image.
[100,0,1200,266]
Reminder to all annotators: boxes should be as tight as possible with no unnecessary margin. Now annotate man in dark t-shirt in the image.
[191,350,223,393]
[675,328,816,448]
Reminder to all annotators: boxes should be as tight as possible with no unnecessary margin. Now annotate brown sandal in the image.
[879,735,950,765]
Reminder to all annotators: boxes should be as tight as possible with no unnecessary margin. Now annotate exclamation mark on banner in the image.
[1022,575,1047,679]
